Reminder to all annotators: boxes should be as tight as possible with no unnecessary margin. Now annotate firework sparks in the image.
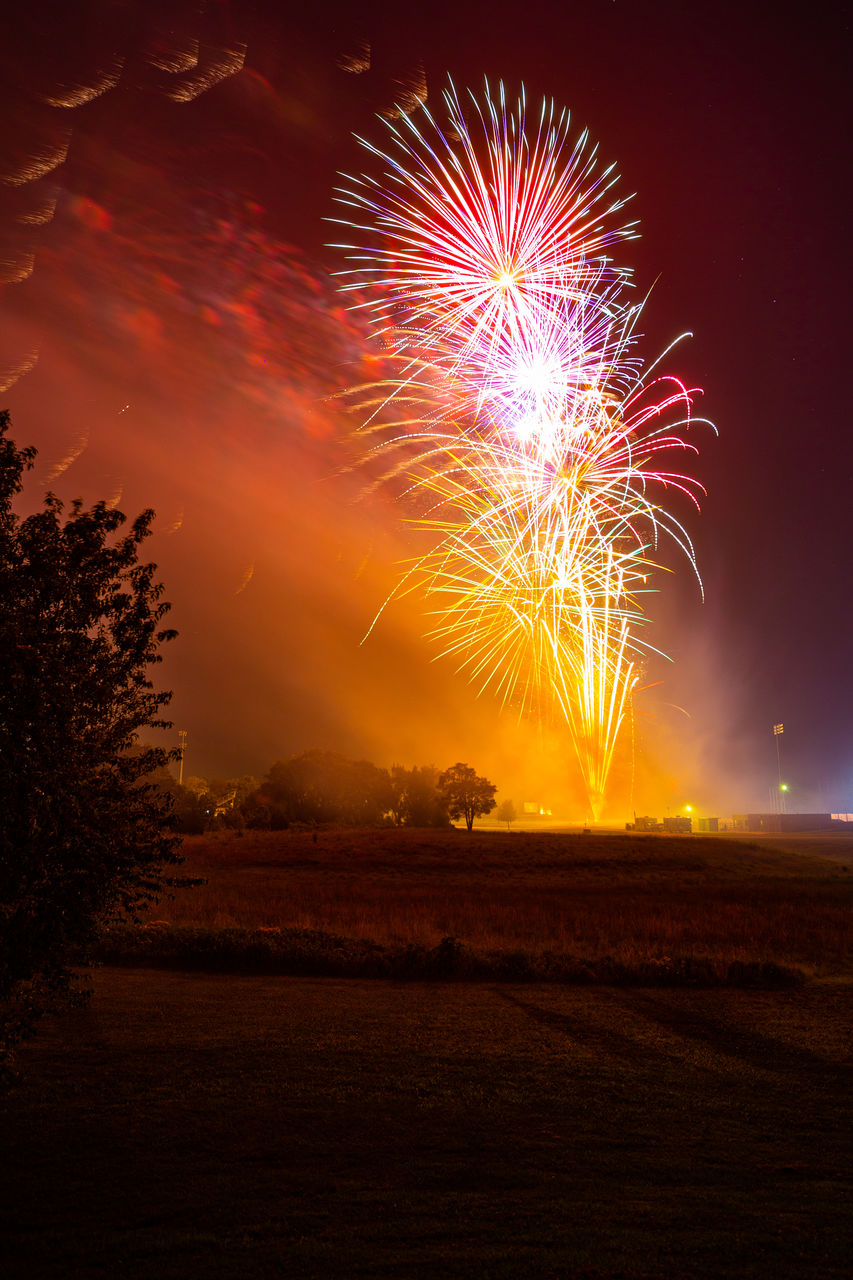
[332,81,636,364]
[335,80,710,818]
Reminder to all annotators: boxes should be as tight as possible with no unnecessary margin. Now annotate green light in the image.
[780,783,789,792]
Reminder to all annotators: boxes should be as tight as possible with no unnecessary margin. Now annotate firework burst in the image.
[333,80,710,818]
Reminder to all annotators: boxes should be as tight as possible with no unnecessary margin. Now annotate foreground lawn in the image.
[1,968,850,1278]
[131,828,853,979]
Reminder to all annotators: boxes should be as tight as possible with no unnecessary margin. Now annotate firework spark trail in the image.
[334,80,709,818]
[331,82,636,366]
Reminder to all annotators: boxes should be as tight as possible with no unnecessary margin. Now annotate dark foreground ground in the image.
[2,969,850,1279]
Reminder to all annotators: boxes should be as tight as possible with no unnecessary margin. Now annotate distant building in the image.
[627,815,698,833]
[732,813,833,833]
[696,816,719,833]
[522,801,552,817]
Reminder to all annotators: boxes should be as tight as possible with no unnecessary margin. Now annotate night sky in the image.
[1,0,849,816]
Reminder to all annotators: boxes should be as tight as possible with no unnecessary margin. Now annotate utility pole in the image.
[773,723,784,813]
[178,729,188,786]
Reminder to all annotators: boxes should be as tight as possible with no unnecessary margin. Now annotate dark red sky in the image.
[1,0,849,816]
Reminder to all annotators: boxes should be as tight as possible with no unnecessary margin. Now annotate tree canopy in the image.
[0,411,180,1073]
[252,753,450,829]
[262,750,393,827]
[437,763,497,831]
[151,755,476,834]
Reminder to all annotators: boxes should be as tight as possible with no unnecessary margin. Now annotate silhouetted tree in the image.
[0,412,180,1078]
[240,789,284,830]
[401,764,451,827]
[182,775,209,798]
[229,775,261,807]
[496,798,517,830]
[437,763,497,831]
[261,750,392,826]
[160,782,209,835]
[388,764,411,826]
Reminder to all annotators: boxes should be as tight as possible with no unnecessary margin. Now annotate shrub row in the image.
[88,924,804,988]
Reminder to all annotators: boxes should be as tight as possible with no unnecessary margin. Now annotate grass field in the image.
[4,832,851,1276]
[2,968,850,1279]
[119,828,853,981]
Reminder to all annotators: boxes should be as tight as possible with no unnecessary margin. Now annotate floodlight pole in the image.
[773,723,784,814]
[178,729,188,786]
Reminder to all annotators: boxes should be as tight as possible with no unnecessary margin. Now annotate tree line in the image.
[157,752,500,833]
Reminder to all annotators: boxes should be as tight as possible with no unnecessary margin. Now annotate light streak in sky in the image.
[46,427,89,482]
[333,80,710,817]
[0,352,39,393]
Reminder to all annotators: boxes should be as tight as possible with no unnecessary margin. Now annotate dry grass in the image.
[144,828,852,974]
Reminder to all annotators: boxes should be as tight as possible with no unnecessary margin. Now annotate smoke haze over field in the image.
[1,0,849,818]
